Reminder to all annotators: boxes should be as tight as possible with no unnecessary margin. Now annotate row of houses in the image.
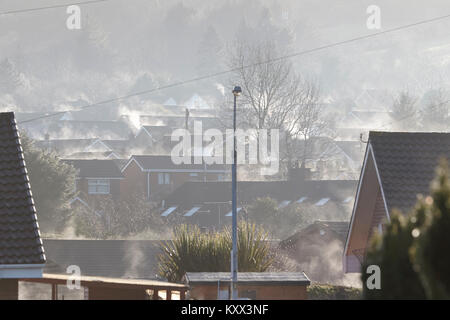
[66,155,228,204]
[64,154,357,229]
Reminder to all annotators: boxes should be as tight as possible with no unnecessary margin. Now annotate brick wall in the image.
[189,283,308,300]
[88,287,149,300]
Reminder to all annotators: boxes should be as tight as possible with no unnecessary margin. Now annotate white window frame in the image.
[165,173,170,184]
[88,179,110,194]
[158,173,171,185]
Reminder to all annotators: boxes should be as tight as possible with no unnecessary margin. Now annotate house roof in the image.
[34,138,95,156]
[128,155,228,172]
[184,272,310,285]
[42,239,162,280]
[65,151,122,160]
[279,220,349,250]
[164,180,357,208]
[140,126,172,136]
[369,131,450,213]
[46,120,133,140]
[63,159,124,178]
[0,112,46,265]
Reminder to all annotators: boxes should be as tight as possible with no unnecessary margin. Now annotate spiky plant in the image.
[158,222,273,282]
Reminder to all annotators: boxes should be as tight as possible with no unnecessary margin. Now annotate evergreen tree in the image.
[362,209,426,299]
[362,160,450,299]
[413,160,450,299]
[21,134,77,232]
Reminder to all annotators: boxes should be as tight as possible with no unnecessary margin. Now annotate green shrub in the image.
[413,160,450,299]
[362,208,427,299]
[307,284,362,300]
[158,222,273,282]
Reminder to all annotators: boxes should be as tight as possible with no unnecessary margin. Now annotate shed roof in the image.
[185,272,310,285]
[0,112,46,265]
[24,273,187,290]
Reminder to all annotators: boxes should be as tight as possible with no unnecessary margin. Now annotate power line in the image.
[18,12,450,125]
[0,0,111,16]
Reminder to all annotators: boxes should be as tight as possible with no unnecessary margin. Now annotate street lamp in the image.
[231,86,241,300]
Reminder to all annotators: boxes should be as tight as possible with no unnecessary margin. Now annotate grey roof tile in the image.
[62,159,124,178]
[0,112,46,265]
[369,131,450,213]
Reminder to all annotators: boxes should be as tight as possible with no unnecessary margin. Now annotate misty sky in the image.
[1,0,450,113]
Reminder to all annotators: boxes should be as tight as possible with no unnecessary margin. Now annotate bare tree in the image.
[420,88,450,131]
[219,40,332,176]
[223,41,302,131]
[390,90,418,130]
[285,81,333,168]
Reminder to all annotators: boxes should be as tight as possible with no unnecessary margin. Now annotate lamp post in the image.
[231,86,241,300]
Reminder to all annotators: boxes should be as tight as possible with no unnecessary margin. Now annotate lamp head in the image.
[232,86,242,96]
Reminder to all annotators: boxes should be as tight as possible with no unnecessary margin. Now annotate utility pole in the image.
[231,86,241,300]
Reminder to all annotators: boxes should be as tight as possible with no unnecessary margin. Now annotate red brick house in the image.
[63,159,124,202]
[0,112,46,299]
[120,155,228,200]
[344,131,450,273]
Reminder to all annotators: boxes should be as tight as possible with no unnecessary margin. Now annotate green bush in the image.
[362,209,426,299]
[21,133,77,232]
[413,160,450,299]
[307,284,362,300]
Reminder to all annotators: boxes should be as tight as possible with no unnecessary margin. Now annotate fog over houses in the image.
[0,0,450,301]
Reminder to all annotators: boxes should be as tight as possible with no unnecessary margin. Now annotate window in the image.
[315,198,330,206]
[158,173,171,185]
[88,179,110,194]
[161,206,177,217]
[184,206,201,217]
[165,173,170,184]
[296,196,307,203]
